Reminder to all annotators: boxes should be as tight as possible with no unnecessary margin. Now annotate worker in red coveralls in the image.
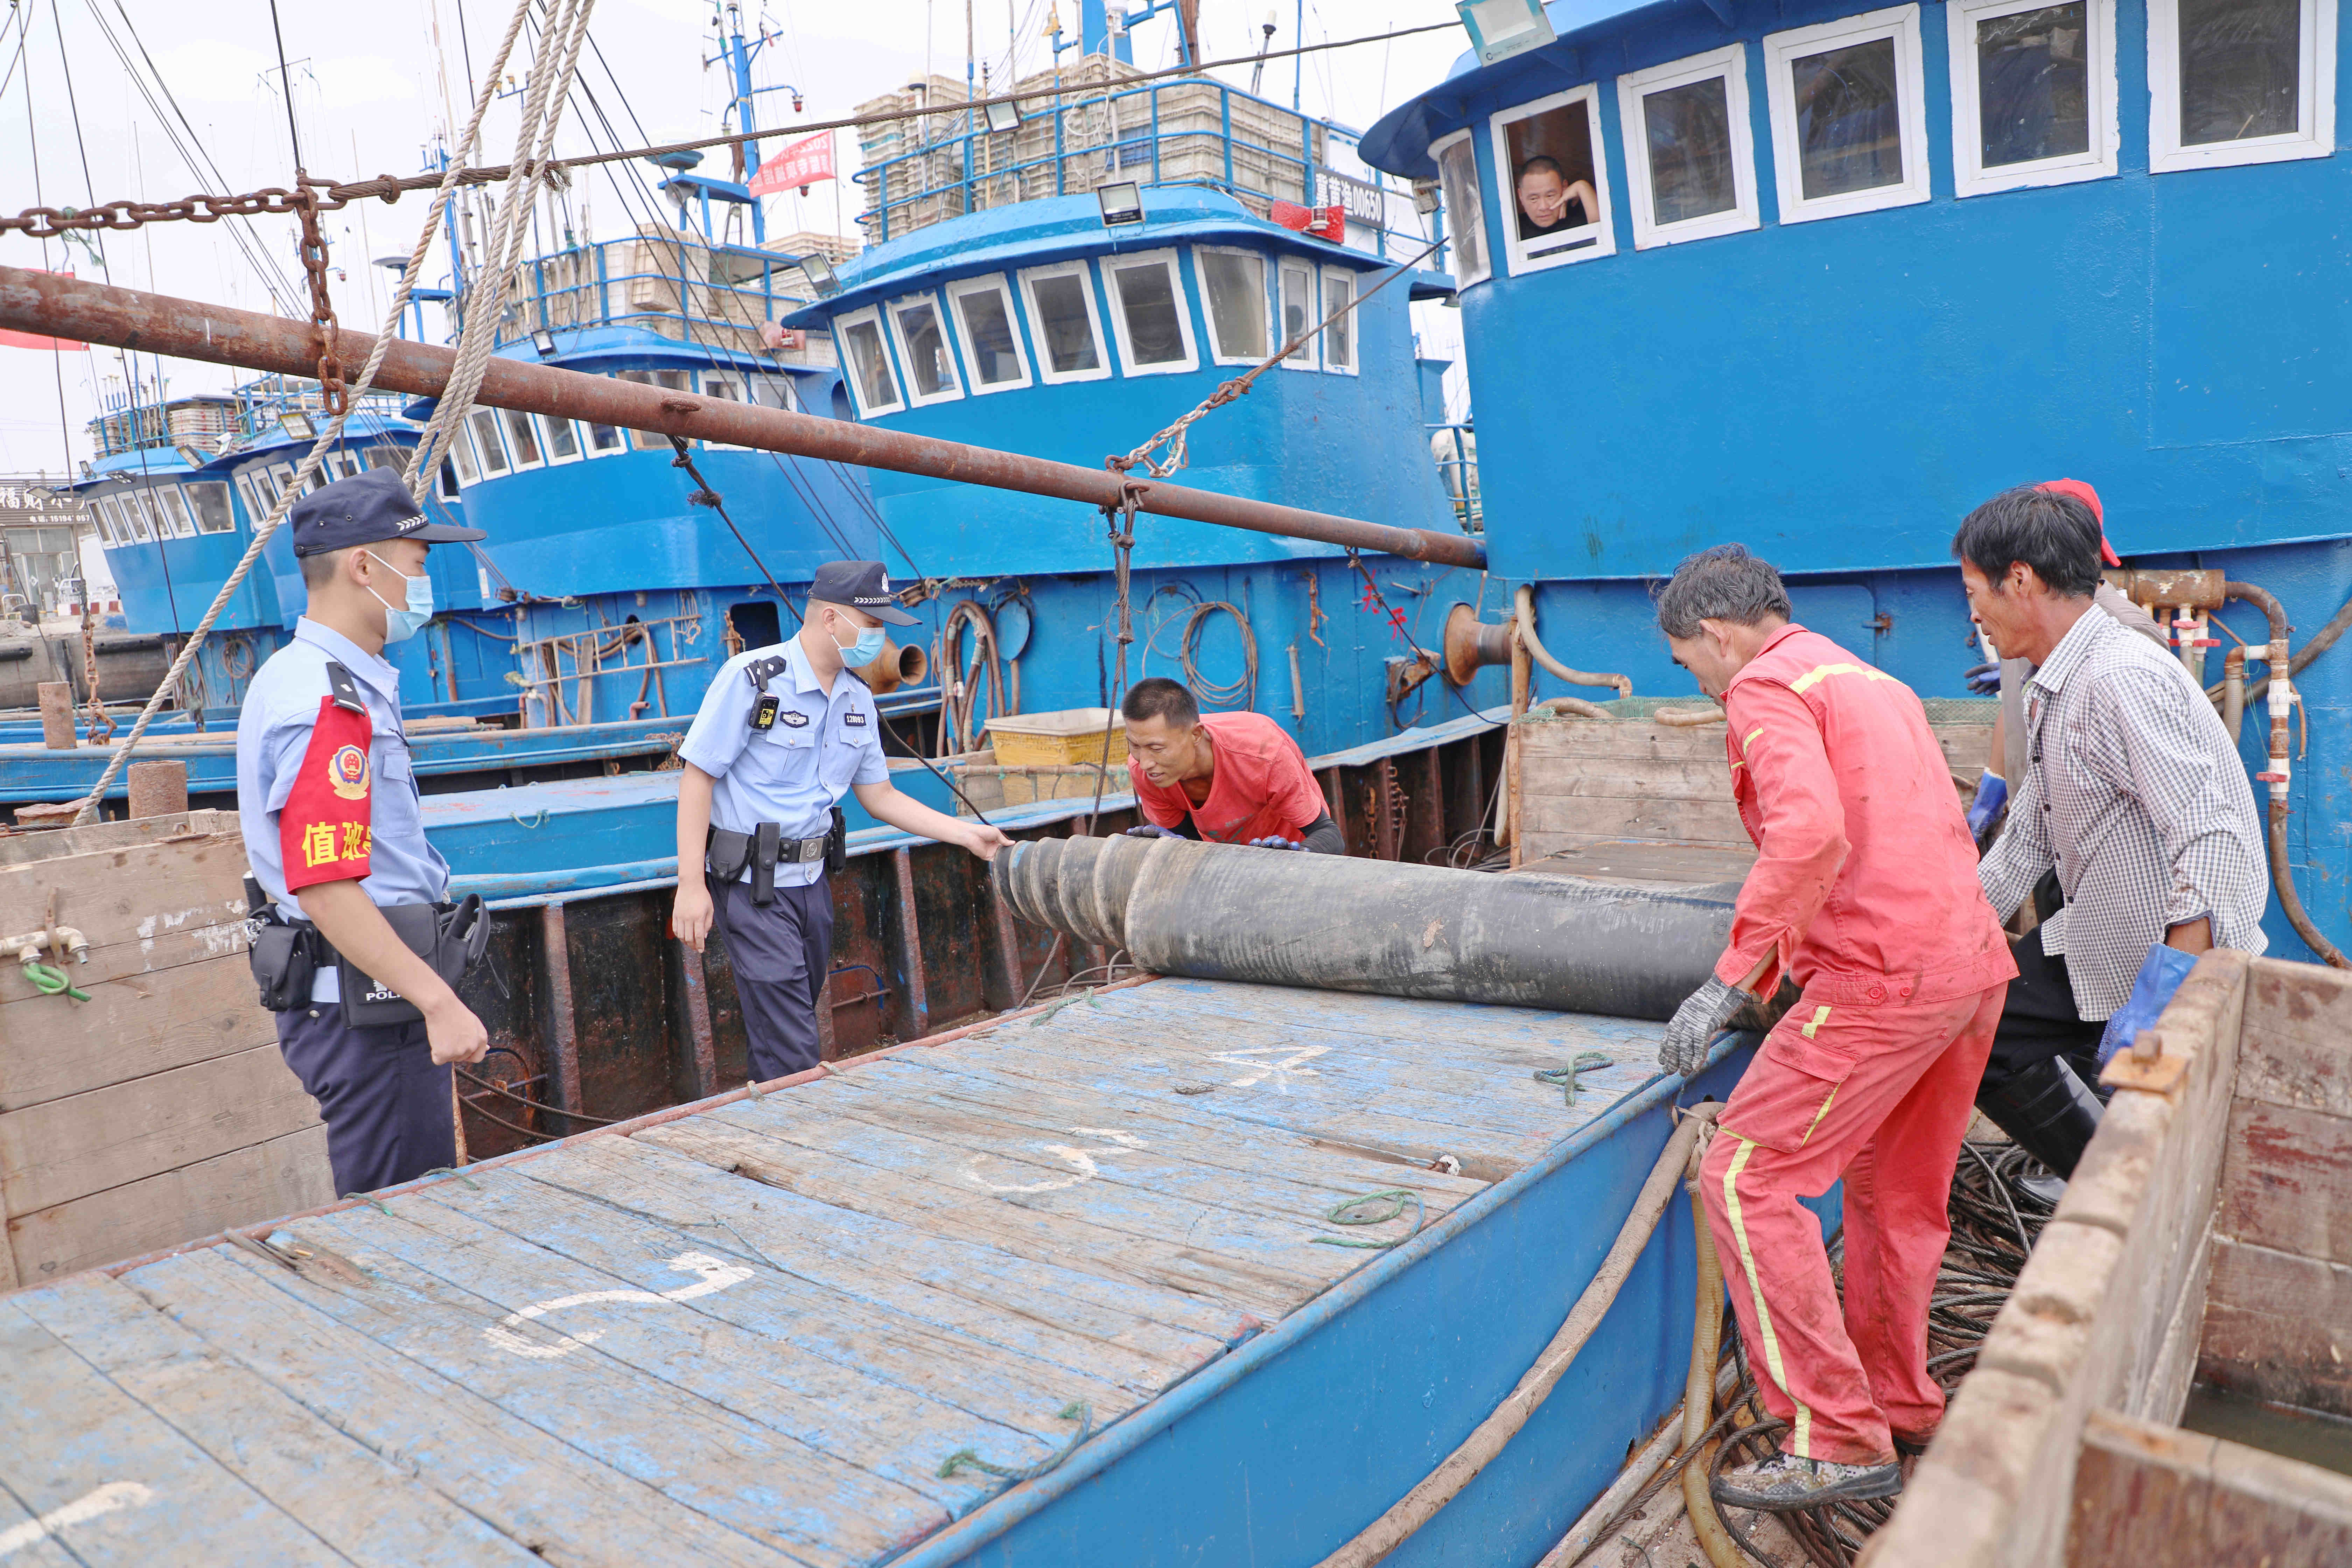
[1119,677,1344,853]
[1650,545,2017,1512]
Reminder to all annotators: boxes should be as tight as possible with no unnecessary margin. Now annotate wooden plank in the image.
[293,1193,1067,1515]
[2218,1094,2352,1267]
[0,833,248,951]
[1519,791,1750,845]
[2199,1237,2352,1415]
[8,1124,333,1290]
[2239,957,2352,1118]
[0,953,267,1112]
[0,1042,319,1216]
[168,1226,945,1568]
[704,1092,1363,1287]
[0,1290,343,1565]
[1515,760,1735,800]
[0,808,231,870]
[119,1246,801,1566]
[636,1117,1324,1319]
[12,1272,539,1565]
[2070,1407,2352,1568]
[1515,723,1727,762]
[1511,842,1756,888]
[417,1166,1175,1419]
[530,1133,1249,1364]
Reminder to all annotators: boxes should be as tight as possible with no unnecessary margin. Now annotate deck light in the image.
[799,252,841,297]
[175,444,208,470]
[1457,0,1555,65]
[984,97,1022,134]
[531,328,560,358]
[280,412,315,442]
[1096,181,1145,226]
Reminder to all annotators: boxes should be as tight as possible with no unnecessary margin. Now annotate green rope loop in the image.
[1532,1051,1615,1107]
[1311,1188,1426,1250]
[22,962,90,1002]
[938,1400,1093,1481]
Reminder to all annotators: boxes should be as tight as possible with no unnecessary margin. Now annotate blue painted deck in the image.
[0,977,1768,1566]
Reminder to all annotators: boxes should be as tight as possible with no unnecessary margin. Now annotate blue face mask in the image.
[832,619,887,666]
[363,550,435,644]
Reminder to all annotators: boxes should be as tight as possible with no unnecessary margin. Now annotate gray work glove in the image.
[1124,823,1183,840]
[1659,975,1756,1077]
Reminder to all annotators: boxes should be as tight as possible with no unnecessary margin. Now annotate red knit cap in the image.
[2039,478,2121,567]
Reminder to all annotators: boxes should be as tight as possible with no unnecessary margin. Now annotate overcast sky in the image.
[0,0,1471,475]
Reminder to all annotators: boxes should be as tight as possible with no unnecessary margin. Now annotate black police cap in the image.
[808,559,918,625]
[290,468,486,556]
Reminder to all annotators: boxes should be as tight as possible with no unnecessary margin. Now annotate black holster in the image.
[707,821,831,906]
[336,895,491,1028]
[247,874,318,1011]
[827,806,847,876]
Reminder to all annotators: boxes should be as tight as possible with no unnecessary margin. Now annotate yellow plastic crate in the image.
[985,708,1128,768]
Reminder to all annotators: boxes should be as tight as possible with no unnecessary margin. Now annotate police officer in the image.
[235,468,491,1195]
[671,561,1012,1080]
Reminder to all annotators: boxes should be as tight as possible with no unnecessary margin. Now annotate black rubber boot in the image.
[1976,1055,2104,1178]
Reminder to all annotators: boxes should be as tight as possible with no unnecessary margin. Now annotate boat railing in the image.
[855,67,1430,260]
[1428,421,1480,533]
[494,230,835,366]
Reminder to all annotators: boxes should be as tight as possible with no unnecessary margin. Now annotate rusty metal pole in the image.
[0,265,1485,571]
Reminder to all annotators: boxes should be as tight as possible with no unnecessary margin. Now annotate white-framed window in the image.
[269,462,306,500]
[2149,0,2336,170]
[186,480,235,534]
[1950,0,2118,194]
[437,456,463,500]
[613,370,692,449]
[1489,84,1619,273]
[90,496,119,544]
[538,413,583,463]
[1100,250,1198,376]
[697,372,750,449]
[1765,5,1933,223]
[499,408,544,470]
[448,426,481,485]
[1618,46,1763,247]
[232,473,264,523]
[1017,260,1112,385]
[1278,258,1319,369]
[886,292,966,404]
[835,308,907,416]
[161,486,198,538]
[120,490,156,542]
[362,443,402,470]
[1431,130,1492,288]
[1194,246,1271,365]
[1319,267,1359,374]
[750,373,798,411]
[944,274,1033,392]
[468,409,511,476]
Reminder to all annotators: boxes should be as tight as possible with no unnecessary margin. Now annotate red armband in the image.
[280,696,375,891]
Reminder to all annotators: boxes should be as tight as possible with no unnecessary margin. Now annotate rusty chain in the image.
[0,175,396,238]
[293,182,348,415]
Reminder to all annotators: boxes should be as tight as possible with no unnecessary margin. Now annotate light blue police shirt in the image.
[678,636,888,890]
[236,618,450,1000]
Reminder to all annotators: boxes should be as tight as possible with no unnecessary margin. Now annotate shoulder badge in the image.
[779,709,812,729]
[323,660,368,716]
[744,654,791,692]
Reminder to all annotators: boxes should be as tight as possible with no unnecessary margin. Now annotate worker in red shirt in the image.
[1119,678,1344,852]
[1652,546,2017,1512]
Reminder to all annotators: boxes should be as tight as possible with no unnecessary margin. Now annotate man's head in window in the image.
[1515,156,1598,238]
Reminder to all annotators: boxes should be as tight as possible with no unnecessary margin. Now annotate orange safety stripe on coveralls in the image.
[1699,624,2016,1465]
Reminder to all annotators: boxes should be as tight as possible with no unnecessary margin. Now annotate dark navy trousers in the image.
[276,1002,455,1196]
[710,875,833,1082]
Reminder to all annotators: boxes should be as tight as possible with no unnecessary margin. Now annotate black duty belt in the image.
[708,820,838,906]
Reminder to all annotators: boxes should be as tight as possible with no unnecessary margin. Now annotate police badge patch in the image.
[780,709,812,728]
[328,743,371,800]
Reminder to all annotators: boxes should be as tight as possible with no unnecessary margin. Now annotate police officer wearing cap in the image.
[235,468,492,1195]
[672,561,1013,1080]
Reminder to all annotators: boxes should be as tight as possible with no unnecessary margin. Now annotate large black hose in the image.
[994,834,1745,1021]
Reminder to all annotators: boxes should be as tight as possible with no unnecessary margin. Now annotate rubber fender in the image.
[996,836,1745,1021]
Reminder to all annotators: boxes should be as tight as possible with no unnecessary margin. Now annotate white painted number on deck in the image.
[1212,1044,1329,1092]
[483,1251,754,1359]
[0,1482,154,1560]
[966,1127,1145,1193]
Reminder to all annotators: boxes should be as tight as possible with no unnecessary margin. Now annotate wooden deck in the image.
[0,975,1672,1566]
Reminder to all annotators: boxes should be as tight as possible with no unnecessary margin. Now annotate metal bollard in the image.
[127,760,189,819]
[36,681,75,749]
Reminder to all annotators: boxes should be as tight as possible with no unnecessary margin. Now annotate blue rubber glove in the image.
[1247,835,1305,851]
[2096,944,2200,1068]
[1123,823,1183,840]
[1966,771,2008,846]
[1964,662,2001,696]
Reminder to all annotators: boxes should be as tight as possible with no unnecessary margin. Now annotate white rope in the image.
[407,0,600,498]
[67,0,542,824]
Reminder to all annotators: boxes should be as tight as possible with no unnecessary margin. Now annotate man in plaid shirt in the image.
[1956,485,2268,1175]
